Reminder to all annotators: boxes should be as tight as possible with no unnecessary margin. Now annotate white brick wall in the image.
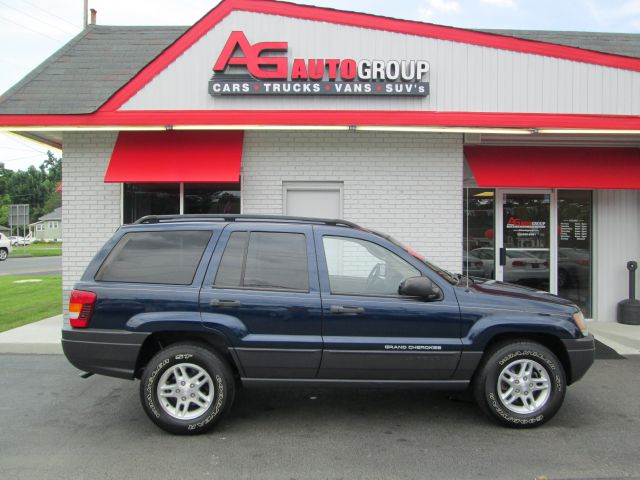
[60,130,463,321]
[242,131,464,272]
[62,132,120,323]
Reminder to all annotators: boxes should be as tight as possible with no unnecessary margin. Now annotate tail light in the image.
[69,290,97,328]
[543,261,549,267]
[512,260,526,267]
[576,259,589,266]
[474,261,483,268]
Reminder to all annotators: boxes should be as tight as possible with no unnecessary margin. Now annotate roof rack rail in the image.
[133,214,362,229]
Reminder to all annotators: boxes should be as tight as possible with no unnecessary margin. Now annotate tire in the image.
[472,341,566,428]
[0,248,7,261]
[140,343,236,435]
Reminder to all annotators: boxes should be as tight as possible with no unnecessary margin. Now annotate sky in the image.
[0,0,639,171]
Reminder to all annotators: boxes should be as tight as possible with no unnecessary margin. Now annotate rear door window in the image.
[95,230,212,285]
[214,231,249,287]
[215,231,309,292]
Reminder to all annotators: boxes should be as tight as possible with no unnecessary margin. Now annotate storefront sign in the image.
[560,219,588,242]
[209,32,430,97]
[506,217,547,238]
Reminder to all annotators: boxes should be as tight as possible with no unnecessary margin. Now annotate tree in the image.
[0,152,63,227]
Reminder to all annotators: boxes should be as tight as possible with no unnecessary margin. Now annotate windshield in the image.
[369,229,459,285]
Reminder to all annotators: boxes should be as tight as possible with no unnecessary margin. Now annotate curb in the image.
[0,315,64,355]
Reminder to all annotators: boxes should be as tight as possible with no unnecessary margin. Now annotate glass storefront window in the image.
[463,188,495,278]
[184,183,240,215]
[557,190,592,317]
[123,183,180,224]
[123,182,241,224]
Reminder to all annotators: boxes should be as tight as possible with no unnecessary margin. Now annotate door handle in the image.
[330,305,365,315]
[499,248,507,267]
[209,299,241,308]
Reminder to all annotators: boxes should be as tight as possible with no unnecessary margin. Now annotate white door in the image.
[283,182,343,219]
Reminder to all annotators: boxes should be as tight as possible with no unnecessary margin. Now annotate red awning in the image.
[465,146,640,189]
[104,130,243,183]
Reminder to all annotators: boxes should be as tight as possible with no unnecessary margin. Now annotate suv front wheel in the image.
[0,248,8,261]
[140,343,236,435]
[473,341,566,428]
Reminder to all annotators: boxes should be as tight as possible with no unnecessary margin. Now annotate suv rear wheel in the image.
[473,341,566,428]
[140,343,235,435]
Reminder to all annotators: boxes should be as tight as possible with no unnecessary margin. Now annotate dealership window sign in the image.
[209,32,430,97]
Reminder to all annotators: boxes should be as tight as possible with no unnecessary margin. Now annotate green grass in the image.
[0,276,62,332]
[12,243,62,257]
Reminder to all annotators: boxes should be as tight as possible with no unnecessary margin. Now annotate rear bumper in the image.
[61,327,149,380]
[563,334,596,385]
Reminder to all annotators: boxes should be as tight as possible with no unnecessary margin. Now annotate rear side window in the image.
[214,232,248,287]
[215,231,309,292]
[96,230,212,285]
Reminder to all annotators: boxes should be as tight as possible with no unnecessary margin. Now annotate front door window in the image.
[500,192,551,292]
[322,236,420,296]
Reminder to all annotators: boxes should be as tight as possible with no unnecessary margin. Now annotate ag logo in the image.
[213,31,288,79]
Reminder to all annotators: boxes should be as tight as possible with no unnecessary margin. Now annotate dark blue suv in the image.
[62,215,594,434]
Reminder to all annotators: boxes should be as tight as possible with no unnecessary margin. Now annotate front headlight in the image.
[573,310,588,336]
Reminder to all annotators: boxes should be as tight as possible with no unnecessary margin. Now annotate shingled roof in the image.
[38,207,62,222]
[482,29,640,59]
[0,25,187,115]
[0,23,638,116]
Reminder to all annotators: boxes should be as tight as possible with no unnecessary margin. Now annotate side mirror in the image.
[398,276,441,301]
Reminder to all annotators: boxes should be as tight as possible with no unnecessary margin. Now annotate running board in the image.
[241,378,470,390]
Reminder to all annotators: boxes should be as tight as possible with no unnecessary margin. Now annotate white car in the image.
[0,233,12,261]
[9,235,32,246]
[470,247,549,284]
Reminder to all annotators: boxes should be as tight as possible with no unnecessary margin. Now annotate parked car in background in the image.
[9,235,32,246]
[62,215,594,435]
[557,248,590,288]
[0,233,12,261]
[525,248,590,288]
[462,251,486,278]
[470,247,548,284]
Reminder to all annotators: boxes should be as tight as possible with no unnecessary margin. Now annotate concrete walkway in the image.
[0,314,638,356]
[0,315,62,354]
[588,321,640,355]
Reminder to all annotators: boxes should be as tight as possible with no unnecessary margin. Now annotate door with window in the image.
[496,190,553,292]
[314,227,461,380]
[465,188,593,316]
[200,224,322,378]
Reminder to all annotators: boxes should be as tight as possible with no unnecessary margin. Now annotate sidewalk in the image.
[0,315,638,356]
[0,315,62,354]
[588,321,640,355]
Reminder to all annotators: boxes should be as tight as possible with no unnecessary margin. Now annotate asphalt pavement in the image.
[0,256,61,276]
[0,355,638,480]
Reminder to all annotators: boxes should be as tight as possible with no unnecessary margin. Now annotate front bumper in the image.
[562,334,596,385]
[62,327,149,380]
